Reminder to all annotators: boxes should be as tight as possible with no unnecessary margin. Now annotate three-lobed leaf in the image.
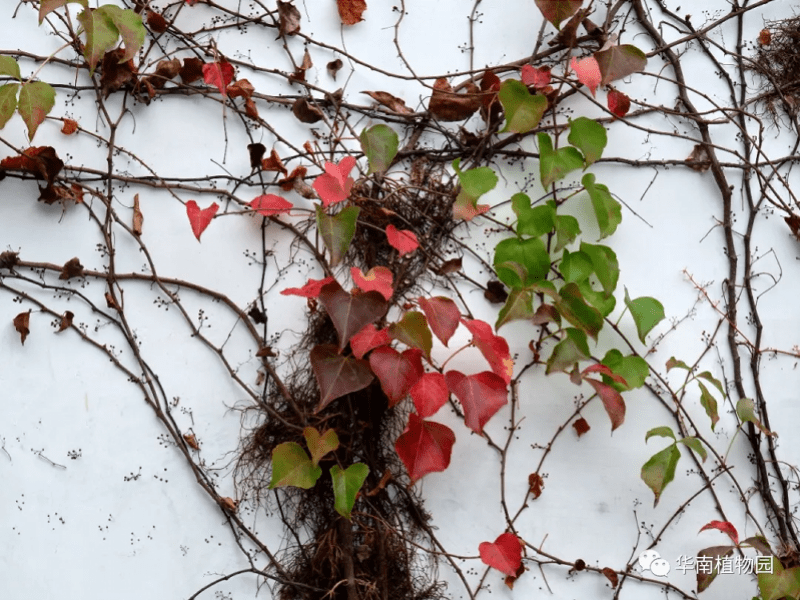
[498,79,547,133]
[269,442,322,489]
[310,344,374,412]
[395,412,455,482]
[462,319,514,384]
[318,279,387,349]
[17,81,56,140]
[368,346,424,407]
[538,133,584,188]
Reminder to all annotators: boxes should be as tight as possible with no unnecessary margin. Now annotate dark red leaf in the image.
[479,533,523,577]
[607,89,631,118]
[445,370,508,433]
[585,378,625,431]
[429,78,482,121]
[462,319,514,384]
[417,297,460,347]
[349,323,391,359]
[573,417,590,437]
[394,413,455,482]
[369,346,424,406]
[699,520,739,546]
[318,280,387,349]
[310,344,374,412]
[410,372,449,418]
[179,57,204,84]
[203,60,235,96]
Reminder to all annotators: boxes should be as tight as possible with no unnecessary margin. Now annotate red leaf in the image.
[479,533,523,577]
[521,65,551,89]
[573,417,590,437]
[310,344,374,412]
[462,319,514,384]
[249,194,293,216]
[445,370,508,433]
[607,89,631,118]
[699,521,739,546]
[570,56,601,97]
[580,363,628,386]
[351,266,393,300]
[349,323,391,359]
[410,372,449,418]
[395,413,455,482]
[417,297,460,347]
[337,0,367,25]
[186,200,219,240]
[313,156,356,207]
[369,346,424,407]
[385,224,419,256]
[280,276,336,298]
[318,280,387,349]
[584,378,626,431]
[61,118,78,135]
[202,60,235,96]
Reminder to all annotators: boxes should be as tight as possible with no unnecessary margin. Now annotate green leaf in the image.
[666,356,691,371]
[316,205,359,267]
[579,242,618,297]
[494,237,550,288]
[641,442,680,507]
[269,441,322,489]
[697,381,720,432]
[77,8,119,73]
[0,57,21,80]
[554,214,581,251]
[624,287,665,344]
[582,173,621,239]
[559,249,593,284]
[678,436,707,462]
[303,427,339,466]
[498,80,548,133]
[645,426,675,442]
[601,349,649,390]
[595,44,647,86]
[546,328,590,374]
[39,0,88,24]
[578,279,615,316]
[567,117,606,166]
[452,158,498,220]
[17,81,55,140]
[555,282,603,339]
[331,463,369,520]
[389,311,433,359]
[512,194,556,237]
[496,288,534,330]
[697,371,725,397]
[736,397,774,436]
[757,556,800,600]
[360,124,398,174]
[0,84,19,129]
[538,133,584,188]
[96,5,146,64]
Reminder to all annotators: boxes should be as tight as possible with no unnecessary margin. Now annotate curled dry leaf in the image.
[59,257,84,280]
[429,78,482,121]
[226,79,255,99]
[61,118,78,135]
[327,59,343,80]
[758,28,771,46]
[278,165,307,191]
[261,149,287,175]
[0,251,20,269]
[132,194,143,236]
[184,433,200,450]
[247,142,266,170]
[256,346,277,358]
[13,311,30,345]
[484,280,508,304]
[337,0,367,25]
[686,144,711,172]
[292,97,324,123]
[602,567,618,588]
[0,146,64,191]
[784,214,800,240]
[105,291,120,311]
[245,98,259,119]
[573,417,590,437]
[277,1,301,36]
[432,257,462,275]
[179,57,204,84]
[248,306,266,324]
[146,10,168,33]
[528,472,544,499]
[57,311,74,333]
[219,497,237,512]
[362,90,413,115]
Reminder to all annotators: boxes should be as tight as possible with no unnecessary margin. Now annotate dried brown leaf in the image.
[179,57,204,84]
[247,143,266,170]
[686,144,711,172]
[429,78,482,121]
[362,90,413,115]
[261,149,287,175]
[0,251,19,269]
[256,346,277,358]
[785,214,800,240]
[432,257,462,275]
[602,567,618,588]
[300,48,313,71]
[528,472,544,499]
[105,291,120,311]
[573,417,590,437]
[337,0,367,25]
[100,49,137,98]
[759,28,771,46]
[327,59,343,80]
[146,10,168,34]
[292,97,324,123]
[245,98,259,119]
[278,165,307,191]
[56,311,74,333]
[184,433,200,450]
[61,118,78,135]
[484,281,508,304]
[59,257,84,280]
[132,194,143,236]
[13,311,30,345]
[277,1,301,36]
[219,497,238,512]
[226,78,254,99]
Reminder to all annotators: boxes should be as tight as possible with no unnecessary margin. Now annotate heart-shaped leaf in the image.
[389,311,433,359]
[17,81,55,141]
[462,319,514,384]
[349,323,391,359]
[624,287,664,344]
[269,441,322,489]
[318,280,387,349]
[360,124,398,174]
[410,372,449,418]
[567,117,606,166]
[316,205,360,267]
[607,89,631,117]
[369,346,424,407]
[331,463,369,519]
[313,156,356,207]
[203,60,235,96]
[310,344,374,412]
[250,194,293,216]
[280,276,336,298]
[351,266,393,300]
[479,533,522,577]
[570,55,601,96]
[303,427,339,465]
[538,132,584,187]
[186,200,219,241]
[534,0,583,29]
[595,44,647,86]
[417,296,460,347]
[394,413,455,482]
[385,224,419,256]
[445,370,508,433]
[498,79,548,133]
[520,64,551,88]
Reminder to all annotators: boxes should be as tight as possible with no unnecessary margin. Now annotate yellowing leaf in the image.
[17,81,56,140]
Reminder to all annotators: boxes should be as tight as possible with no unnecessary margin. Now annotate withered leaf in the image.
[59,257,84,280]
[146,10,169,34]
[13,311,30,345]
[429,78,481,121]
[105,291,120,311]
[0,146,64,190]
[686,144,711,172]
[100,49,137,98]
[278,165,307,191]
[337,0,367,25]
[0,251,19,269]
[327,59,343,80]
[528,472,544,499]
[573,417,590,437]
[245,98,259,119]
[219,496,237,512]
[184,433,200,450]
[256,346,277,357]
[57,311,74,333]
[61,119,78,135]
[42,184,83,206]
[277,1,301,36]
[785,214,800,240]
[248,306,267,323]
[226,78,255,99]
[300,48,313,71]
[362,90,413,115]
[532,303,560,325]
[292,97,324,123]
[153,58,181,83]
[247,143,267,170]
[759,29,771,46]
[504,562,526,590]
[602,567,618,588]
[132,194,143,236]
[261,149,287,175]
[179,57,204,84]
[432,257,462,275]
[484,281,508,304]
[548,8,587,49]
